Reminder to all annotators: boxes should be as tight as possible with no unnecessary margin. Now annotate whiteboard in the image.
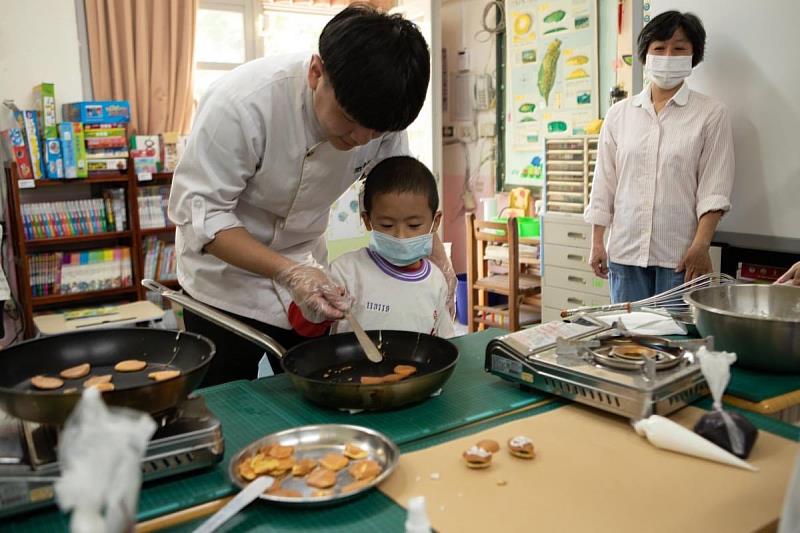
[644,0,800,240]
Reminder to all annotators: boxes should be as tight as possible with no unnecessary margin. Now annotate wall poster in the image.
[504,0,599,186]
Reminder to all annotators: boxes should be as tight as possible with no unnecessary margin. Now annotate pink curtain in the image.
[84,0,197,135]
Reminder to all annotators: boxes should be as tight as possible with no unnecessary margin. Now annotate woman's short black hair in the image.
[363,156,438,215]
[638,11,706,67]
[319,3,430,132]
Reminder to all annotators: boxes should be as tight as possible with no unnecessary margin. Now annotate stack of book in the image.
[137,185,171,229]
[142,236,177,281]
[29,247,133,296]
[21,188,127,240]
[63,101,131,173]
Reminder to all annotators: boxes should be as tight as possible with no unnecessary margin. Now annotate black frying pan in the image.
[0,328,214,425]
[144,280,459,410]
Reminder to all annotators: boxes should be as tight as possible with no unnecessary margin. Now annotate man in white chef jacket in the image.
[168,5,450,385]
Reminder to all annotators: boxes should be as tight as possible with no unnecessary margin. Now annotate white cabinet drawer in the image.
[543,243,591,271]
[542,286,610,311]
[541,306,563,323]
[544,265,609,297]
[543,219,591,248]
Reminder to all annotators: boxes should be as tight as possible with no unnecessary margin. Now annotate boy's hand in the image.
[274,263,354,322]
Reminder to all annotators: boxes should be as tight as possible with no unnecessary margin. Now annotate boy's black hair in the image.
[319,3,430,133]
[363,156,438,215]
[638,11,706,67]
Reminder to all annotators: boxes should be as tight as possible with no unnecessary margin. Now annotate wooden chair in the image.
[465,213,541,332]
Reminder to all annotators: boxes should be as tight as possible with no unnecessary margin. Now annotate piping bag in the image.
[632,348,757,471]
[633,415,757,471]
[54,388,157,532]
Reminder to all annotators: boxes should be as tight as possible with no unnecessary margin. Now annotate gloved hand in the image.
[274,263,353,323]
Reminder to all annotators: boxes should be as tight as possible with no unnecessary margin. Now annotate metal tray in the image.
[228,424,400,506]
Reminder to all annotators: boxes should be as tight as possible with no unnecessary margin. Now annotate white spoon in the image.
[193,476,273,533]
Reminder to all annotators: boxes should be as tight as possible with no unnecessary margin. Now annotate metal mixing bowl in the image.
[684,284,800,373]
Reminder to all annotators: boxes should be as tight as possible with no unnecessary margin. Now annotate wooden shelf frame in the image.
[4,163,176,337]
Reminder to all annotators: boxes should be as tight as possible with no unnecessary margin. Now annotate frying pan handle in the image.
[142,279,287,358]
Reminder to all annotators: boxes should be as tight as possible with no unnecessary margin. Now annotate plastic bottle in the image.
[404,496,432,533]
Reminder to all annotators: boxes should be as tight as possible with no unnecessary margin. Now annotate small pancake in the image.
[83,375,112,388]
[359,376,383,385]
[59,363,91,379]
[148,370,181,382]
[87,382,115,392]
[348,459,382,481]
[393,364,417,376]
[319,452,349,471]
[268,445,294,459]
[477,439,500,454]
[114,359,147,372]
[306,467,337,489]
[31,375,63,390]
[343,442,369,460]
[292,458,318,477]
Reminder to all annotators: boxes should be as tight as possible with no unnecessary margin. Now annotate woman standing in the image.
[584,11,735,303]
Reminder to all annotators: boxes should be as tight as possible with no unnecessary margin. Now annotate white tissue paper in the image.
[54,388,157,533]
[595,311,687,335]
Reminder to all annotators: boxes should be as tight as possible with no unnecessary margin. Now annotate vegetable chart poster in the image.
[505,0,598,186]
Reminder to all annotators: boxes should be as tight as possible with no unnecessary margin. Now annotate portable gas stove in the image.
[486,317,712,419]
[0,394,223,518]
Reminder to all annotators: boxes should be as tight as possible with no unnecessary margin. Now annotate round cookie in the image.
[508,436,535,459]
[477,439,500,454]
[462,445,492,469]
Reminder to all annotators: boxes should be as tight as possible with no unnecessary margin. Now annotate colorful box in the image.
[73,123,88,178]
[44,138,64,179]
[161,131,179,171]
[1,128,35,179]
[87,158,127,172]
[84,127,127,138]
[59,123,77,178]
[131,135,161,169]
[62,101,131,125]
[33,83,57,139]
[23,111,44,179]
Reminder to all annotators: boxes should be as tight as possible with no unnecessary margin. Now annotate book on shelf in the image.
[22,110,45,179]
[1,128,35,179]
[137,185,170,229]
[21,189,127,240]
[29,246,133,296]
[142,236,177,281]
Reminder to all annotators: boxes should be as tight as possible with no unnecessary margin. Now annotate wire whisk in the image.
[560,272,737,319]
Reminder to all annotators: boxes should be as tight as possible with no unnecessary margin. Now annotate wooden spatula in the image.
[345,312,383,363]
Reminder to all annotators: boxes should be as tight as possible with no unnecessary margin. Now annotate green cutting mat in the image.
[5,329,552,532]
[728,367,800,402]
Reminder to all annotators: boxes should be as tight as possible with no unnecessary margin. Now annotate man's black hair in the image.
[319,3,430,132]
[363,156,438,215]
[638,11,706,67]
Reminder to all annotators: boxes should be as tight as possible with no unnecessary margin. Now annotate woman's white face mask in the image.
[644,54,693,90]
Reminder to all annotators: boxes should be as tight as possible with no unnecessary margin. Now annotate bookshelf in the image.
[4,162,176,337]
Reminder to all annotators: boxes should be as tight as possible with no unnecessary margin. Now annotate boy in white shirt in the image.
[288,156,454,338]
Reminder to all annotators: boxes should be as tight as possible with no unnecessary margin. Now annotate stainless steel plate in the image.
[228,424,400,506]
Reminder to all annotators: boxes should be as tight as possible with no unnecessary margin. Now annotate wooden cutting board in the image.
[379,405,798,533]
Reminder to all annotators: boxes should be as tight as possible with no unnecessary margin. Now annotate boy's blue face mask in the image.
[369,223,435,266]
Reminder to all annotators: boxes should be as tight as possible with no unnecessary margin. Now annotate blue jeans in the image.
[608,261,686,303]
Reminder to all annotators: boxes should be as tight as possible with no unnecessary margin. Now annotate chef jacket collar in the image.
[302,56,327,148]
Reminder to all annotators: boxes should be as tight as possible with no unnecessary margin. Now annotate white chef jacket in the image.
[169,53,409,328]
[584,82,735,268]
[329,249,454,338]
